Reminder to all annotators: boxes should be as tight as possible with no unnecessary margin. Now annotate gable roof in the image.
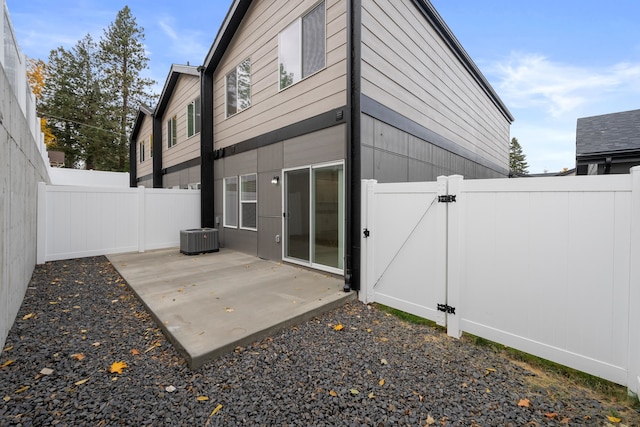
[130,104,154,143]
[576,109,640,156]
[155,64,201,118]
[202,0,513,123]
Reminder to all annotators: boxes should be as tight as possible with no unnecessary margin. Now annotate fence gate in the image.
[360,177,451,326]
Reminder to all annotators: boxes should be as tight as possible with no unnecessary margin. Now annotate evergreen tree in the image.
[509,137,529,174]
[99,6,156,172]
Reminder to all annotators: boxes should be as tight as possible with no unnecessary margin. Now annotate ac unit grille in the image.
[180,228,219,255]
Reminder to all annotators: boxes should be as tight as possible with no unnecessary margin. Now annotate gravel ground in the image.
[1,257,638,426]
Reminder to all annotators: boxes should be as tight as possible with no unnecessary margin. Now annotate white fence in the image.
[37,184,201,263]
[360,167,640,396]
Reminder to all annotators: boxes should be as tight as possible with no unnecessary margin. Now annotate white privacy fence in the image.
[37,184,201,263]
[360,167,640,396]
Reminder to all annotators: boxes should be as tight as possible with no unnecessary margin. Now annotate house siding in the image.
[360,0,510,172]
[161,74,201,170]
[212,0,347,150]
[136,114,153,180]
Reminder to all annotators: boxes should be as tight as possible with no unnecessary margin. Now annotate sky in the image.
[6,0,640,173]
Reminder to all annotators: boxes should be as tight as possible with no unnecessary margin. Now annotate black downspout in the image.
[200,66,215,228]
[345,0,362,292]
[129,137,137,187]
[152,115,163,188]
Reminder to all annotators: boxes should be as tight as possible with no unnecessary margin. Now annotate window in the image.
[224,174,258,231]
[149,134,153,158]
[278,2,325,90]
[139,142,145,162]
[226,58,251,117]
[187,97,201,137]
[223,177,238,228]
[167,115,177,148]
[240,174,257,230]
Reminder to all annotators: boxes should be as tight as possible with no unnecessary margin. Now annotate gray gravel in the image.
[0,257,634,426]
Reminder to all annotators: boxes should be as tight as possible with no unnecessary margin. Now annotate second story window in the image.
[167,115,177,148]
[139,142,145,162]
[187,96,201,137]
[149,134,153,158]
[226,58,251,117]
[279,1,326,90]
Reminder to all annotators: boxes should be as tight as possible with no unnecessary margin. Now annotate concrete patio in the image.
[107,248,355,368]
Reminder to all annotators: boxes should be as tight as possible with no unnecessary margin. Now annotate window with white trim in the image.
[240,173,257,230]
[224,176,238,228]
[167,115,177,148]
[278,1,325,90]
[226,58,251,117]
[187,96,201,137]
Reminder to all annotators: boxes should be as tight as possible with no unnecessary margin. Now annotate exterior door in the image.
[283,162,344,274]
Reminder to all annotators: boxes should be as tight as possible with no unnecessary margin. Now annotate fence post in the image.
[628,166,640,397]
[137,186,145,253]
[359,180,377,304]
[446,175,463,338]
[36,182,46,264]
[435,176,448,327]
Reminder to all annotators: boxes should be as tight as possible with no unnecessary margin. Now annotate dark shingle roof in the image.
[576,109,640,156]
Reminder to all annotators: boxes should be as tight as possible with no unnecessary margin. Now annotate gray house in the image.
[132,0,513,291]
[576,109,640,175]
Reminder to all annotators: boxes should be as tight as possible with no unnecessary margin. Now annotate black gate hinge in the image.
[437,303,456,314]
[438,195,456,203]
[363,228,370,238]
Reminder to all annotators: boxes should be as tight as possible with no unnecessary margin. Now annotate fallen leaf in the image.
[366,328,372,333]
[197,396,209,401]
[131,349,140,356]
[73,306,81,309]
[545,412,558,419]
[165,385,176,393]
[211,404,222,415]
[426,414,435,425]
[40,368,54,376]
[380,358,388,365]
[368,392,375,399]
[71,353,85,361]
[49,301,58,305]
[92,342,101,347]
[15,386,29,393]
[518,398,531,407]
[3,346,13,352]
[74,378,89,386]
[485,368,496,375]
[333,323,344,331]
[485,388,491,393]
[379,379,385,386]
[3,396,9,402]
[350,388,359,395]
[22,313,35,320]
[607,415,621,423]
[1,360,14,368]
[560,417,570,425]
[109,361,128,374]
[224,307,234,313]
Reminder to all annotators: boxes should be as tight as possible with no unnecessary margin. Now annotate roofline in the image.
[577,108,640,122]
[576,148,640,160]
[156,64,201,117]
[412,0,513,123]
[203,0,252,74]
[130,104,154,142]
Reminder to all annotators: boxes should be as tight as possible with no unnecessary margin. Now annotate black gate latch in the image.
[438,195,456,203]
[363,228,370,238]
[437,303,456,314]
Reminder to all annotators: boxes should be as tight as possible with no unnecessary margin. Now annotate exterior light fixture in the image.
[271,176,280,185]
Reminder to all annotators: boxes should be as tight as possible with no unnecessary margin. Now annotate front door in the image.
[283,162,344,274]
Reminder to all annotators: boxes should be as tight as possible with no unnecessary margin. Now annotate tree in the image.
[40,35,115,169]
[509,137,529,174]
[26,57,56,147]
[99,6,156,172]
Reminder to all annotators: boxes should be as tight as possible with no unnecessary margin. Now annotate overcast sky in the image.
[6,0,640,173]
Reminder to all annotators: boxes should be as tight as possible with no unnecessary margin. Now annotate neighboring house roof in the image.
[155,64,200,118]
[202,0,513,123]
[130,104,154,143]
[47,150,65,168]
[576,109,640,157]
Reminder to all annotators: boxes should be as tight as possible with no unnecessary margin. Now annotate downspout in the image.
[129,136,137,187]
[152,115,162,188]
[199,66,215,228]
[345,0,362,292]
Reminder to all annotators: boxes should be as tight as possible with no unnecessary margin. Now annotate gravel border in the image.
[0,257,637,426]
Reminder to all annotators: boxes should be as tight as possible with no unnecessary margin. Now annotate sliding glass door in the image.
[283,162,344,274]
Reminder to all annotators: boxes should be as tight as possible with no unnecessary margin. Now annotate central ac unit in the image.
[180,228,219,255]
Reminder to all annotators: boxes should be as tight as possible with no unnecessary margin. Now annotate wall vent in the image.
[180,228,219,255]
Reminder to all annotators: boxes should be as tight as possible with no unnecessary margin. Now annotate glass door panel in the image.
[312,165,343,269]
[284,168,310,262]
